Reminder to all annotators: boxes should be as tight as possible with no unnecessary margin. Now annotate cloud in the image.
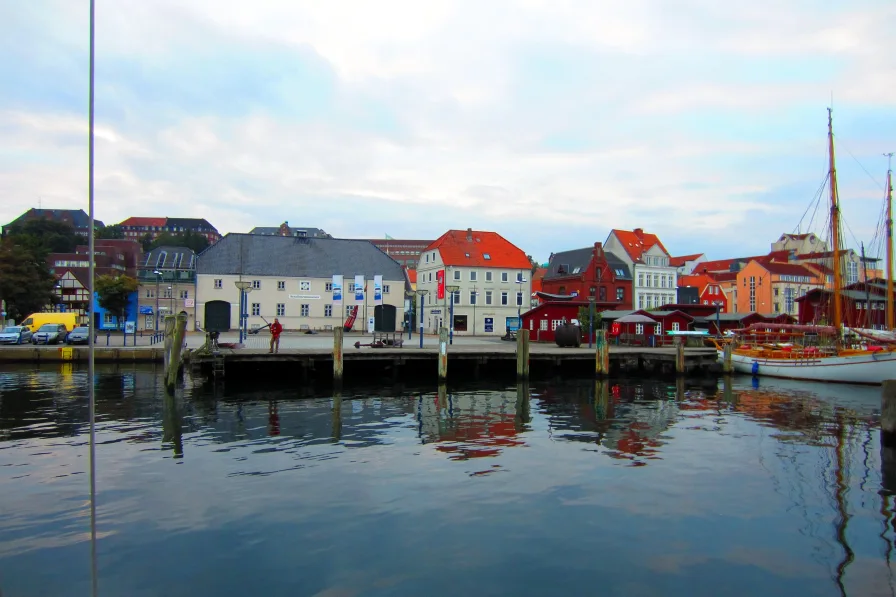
[1,0,894,261]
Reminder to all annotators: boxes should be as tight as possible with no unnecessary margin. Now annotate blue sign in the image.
[485,317,494,333]
[139,306,154,315]
[332,275,343,302]
[505,316,520,332]
[354,275,365,301]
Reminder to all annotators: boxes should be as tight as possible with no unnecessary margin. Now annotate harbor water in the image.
[1,364,894,596]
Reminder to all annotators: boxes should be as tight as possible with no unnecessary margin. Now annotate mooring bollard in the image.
[516,329,530,380]
[165,313,188,393]
[333,327,344,387]
[438,327,448,382]
[675,338,685,375]
[722,342,733,375]
[595,329,609,377]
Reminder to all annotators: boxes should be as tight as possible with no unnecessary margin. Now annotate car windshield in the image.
[72,327,89,333]
[37,324,61,332]
[2,327,21,333]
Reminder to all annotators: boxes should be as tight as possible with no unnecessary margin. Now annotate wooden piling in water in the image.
[675,338,686,376]
[722,343,733,375]
[438,327,448,382]
[594,378,610,420]
[331,392,342,442]
[333,328,344,386]
[515,382,530,428]
[164,313,187,393]
[516,329,530,380]
[595,329,609,377]
[882,380,896,447]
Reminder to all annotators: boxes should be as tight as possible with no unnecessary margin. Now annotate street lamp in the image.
[416,289,429,348]
[446,284,460,344]
[516,275,528,334]
[471,288,480,335]
[235,280,252,343]
[153,269,161,332]
[167,285,174,320]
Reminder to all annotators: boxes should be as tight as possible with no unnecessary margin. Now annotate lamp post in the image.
[234,280,251,343]
[416,289,429,348]
[153,270,161,331]
[516,275,528,333]
[446,284,460,344]
[167,286,174,319]
[471,287,479,335]
[713,300,724,336]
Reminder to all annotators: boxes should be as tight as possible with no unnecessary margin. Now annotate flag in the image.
[374,275,383,304]
[355,275,365,301]
[385,234,393,240]
[332,275,343,304]
[436,269,445,300]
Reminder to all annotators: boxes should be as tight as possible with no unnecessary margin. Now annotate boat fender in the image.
[751,361,760,375]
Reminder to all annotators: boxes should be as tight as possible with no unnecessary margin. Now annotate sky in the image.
[2,0,895,263]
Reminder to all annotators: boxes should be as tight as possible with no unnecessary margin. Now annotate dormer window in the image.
[465,252,470,258]
[483,253,491,260]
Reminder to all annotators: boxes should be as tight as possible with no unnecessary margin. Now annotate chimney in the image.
[466,228,473,241]
[633,228,643,237]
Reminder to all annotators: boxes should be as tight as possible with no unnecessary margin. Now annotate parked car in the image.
[31,323,69,345]
[66,326,91,345]
[0,326,33,345]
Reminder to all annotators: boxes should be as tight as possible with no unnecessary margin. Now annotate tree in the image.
[526,254,540,276]
[0,240,58,322]
[577,305,602,334]
[140,233,154,252]
[95,274,139,329]
[149,231,209,254]
[96,224,124,239]
[6,219,79,259]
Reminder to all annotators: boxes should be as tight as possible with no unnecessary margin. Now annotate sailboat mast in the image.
[828,108,843,332]
[886,152,894,330]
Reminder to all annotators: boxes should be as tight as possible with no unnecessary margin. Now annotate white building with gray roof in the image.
[195,234,406,332]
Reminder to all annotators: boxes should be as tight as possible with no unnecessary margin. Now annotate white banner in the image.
[288,294,321,300]
[374,275,383,305]
[332,275,343,304]
[354,275,365,301]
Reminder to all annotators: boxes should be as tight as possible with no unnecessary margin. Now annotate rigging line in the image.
[795,172,830,235]
[841,141,886,191]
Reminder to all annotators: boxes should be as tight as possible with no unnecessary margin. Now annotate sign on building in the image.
[354,275,365,301]
[374,275,383,304]
[332,275,343,303]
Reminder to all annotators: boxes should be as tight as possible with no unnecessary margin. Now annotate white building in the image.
[416,228,533,335]
[195,234,406,332]
[604,228,678,310]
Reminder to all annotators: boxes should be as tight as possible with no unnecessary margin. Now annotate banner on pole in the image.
[436,269,445,300]
[354,275,365,301]
[332,275,343,304]
[374,275,383,304]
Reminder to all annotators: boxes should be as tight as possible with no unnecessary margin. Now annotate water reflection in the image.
[0,365,895,596]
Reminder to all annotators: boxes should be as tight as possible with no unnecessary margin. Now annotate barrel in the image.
[554,323,582,348]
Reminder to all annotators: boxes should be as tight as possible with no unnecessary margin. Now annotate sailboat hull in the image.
[718,350,896,385]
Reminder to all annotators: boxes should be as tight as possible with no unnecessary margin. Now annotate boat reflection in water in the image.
[1,365,895,596]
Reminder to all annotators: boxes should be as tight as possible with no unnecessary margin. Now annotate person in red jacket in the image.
[269,317,283,353]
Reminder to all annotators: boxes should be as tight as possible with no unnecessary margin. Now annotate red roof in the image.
[669,253,703,267]
[531,267,547,293]
[424,229,530,268]
[120,217,167,227]
[713,271,738,282]
[699,250,791,274]
[610,228,669,262]
[406,268,417,283]
[759,262,817,277]
[678,273,718,291]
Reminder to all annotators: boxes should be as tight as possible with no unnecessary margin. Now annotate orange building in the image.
[735,260,822,317]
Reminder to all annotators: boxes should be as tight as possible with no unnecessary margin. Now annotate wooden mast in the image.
[828,108,843,333]
[886,152,894,330]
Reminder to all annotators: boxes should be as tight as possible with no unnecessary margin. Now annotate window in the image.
[551,320,561,331]
[300,304,309,317]
[426,254,429,263]
[501,272,509,283]
[453,270,461,281]
[470,291,478,305]
[749,276,756,312]
[326,283,333,292]
[145,289,154,298]
[252,280,261,289]
[180,290,188,299]
[470,271,477,282]
[451,290,461,305]
[516,292,523,306]
[516,272,524,283]
[485,271,493,282]
[483,253,491,260]
[277,303,286,316]
[325,305,333,317]
[847,261,859,284]
[300,281,311,291]
[428,273,433,282]
[638,295,644,309]
[654,323,662,334]
[501,292,508,305]
[346,305,354,317]
[784,287,794,313]
[647,295,653,308]
[485,290,493,305]
[644,274,649,287]
[383,284,390,294]
[163,288,172,299]
[251,303,261,316]
[616,287,624,302]
[214,279,222,289]
[635,324,644,335]
[672,322,680,331]
[278,281,286,291]
[653,274,659,288]
[540,319,548,331]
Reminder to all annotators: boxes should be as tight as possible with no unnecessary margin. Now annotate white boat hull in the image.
[717,349,896,384]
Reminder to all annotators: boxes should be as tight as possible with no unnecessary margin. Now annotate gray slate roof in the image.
[197,233,404,280]
[141,246,197,270]
[545,247,632,280]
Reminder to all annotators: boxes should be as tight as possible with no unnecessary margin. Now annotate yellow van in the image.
[20,313,80,333]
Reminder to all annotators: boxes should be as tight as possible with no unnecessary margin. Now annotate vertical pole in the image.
[331,391,342,442]
[722,342,733,375]
[155,274,159,332]
[165,312,188,392]
[438,327,448,382]
[333,327,344,386]
[419,294,425,349]
[595,328,609,376]
[449,293,454,345]
[516,328,530,380]
[588,299,595,348]
[594,378,610,420]
[87,1,98,593]
[885,153,894,330]
[515,382,530,429]
[676,337,686,375]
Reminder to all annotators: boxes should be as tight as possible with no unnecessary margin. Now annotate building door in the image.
[373,304,396,332]
[453,315,468,332]
[204,300,231,332]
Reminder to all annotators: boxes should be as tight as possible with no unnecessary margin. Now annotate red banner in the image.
[436,269,445,300]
